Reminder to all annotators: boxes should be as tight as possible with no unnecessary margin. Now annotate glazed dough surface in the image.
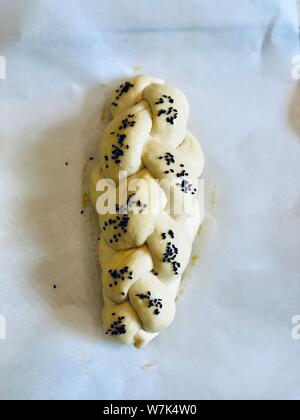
[90,75,204,348]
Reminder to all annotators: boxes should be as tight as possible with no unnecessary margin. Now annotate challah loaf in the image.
[90,75,204,348]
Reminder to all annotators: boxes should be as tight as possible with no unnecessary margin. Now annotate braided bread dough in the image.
[90,75,204,348]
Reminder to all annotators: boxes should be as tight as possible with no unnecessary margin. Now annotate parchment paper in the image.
[0,0,299,400]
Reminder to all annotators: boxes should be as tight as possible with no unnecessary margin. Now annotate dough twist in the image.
[90,76,204,348]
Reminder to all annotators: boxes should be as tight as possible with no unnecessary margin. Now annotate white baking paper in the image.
[0,0,299,400]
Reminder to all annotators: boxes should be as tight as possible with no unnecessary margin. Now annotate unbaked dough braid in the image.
[90,75,204,348]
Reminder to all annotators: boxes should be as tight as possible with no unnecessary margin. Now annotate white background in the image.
[0,0,299,400]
